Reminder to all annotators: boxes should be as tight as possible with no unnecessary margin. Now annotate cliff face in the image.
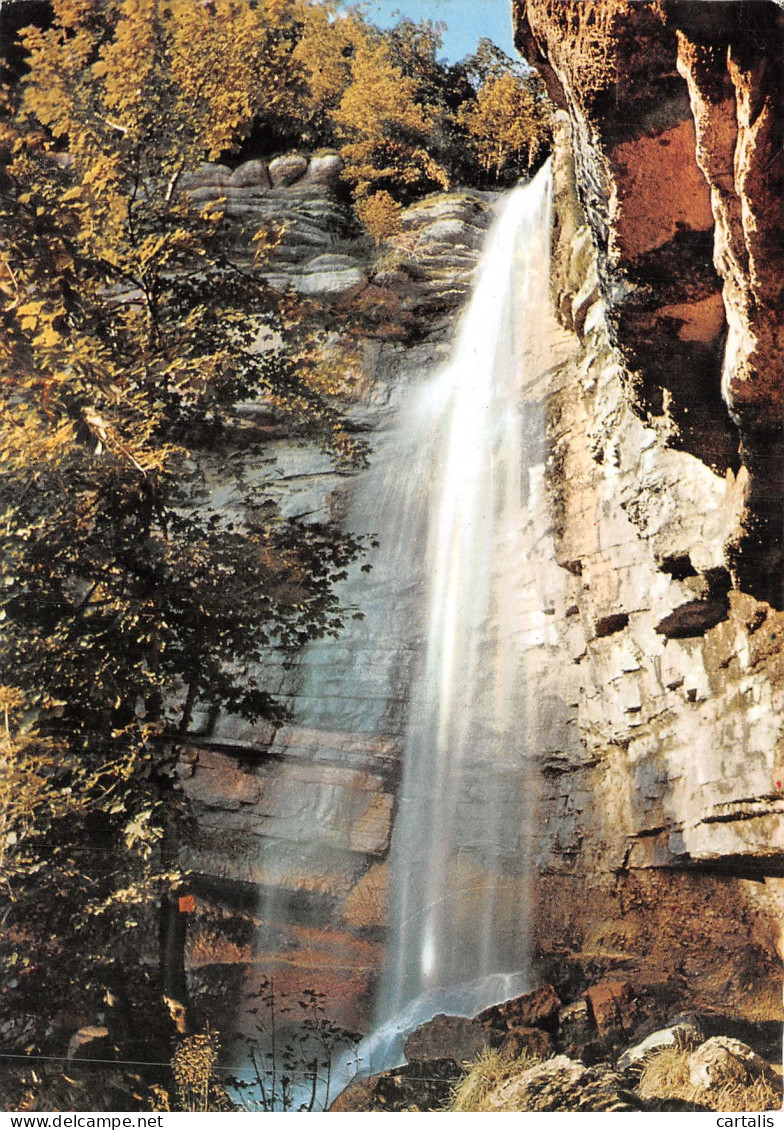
[513,0,783,1015]
[174,181,498,1035]
[176,3,784,1031]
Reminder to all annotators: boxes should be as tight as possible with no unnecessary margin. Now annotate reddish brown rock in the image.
[509,0,784,1025]
[339,862,388,931]
[584,980,638,1038]
[478,983,562,1032]
[499,1026,554,1060]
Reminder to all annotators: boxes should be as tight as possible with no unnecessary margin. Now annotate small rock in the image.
[227,159,271,189]
[299,153,344,187]
[404,1014,491,1065]
[688,1036,775,1091]
[584,979,638,1038]
[617,1017,703,1071]
[478,984,562,1033]
[268,153,308,188]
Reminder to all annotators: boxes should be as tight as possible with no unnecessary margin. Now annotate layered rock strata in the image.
[176,186,497,1032]
[515,0,784,601]
[512,0,784,1017]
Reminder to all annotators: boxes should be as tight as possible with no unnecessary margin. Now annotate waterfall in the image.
[243,162,558,1102]
[369,159,556,1056]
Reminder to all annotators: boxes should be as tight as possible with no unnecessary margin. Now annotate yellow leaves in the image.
[458,72,551,179]
[0,686,28,733]
[16,300,47,331]
[123,807,162,859]
[355,190,402,245]
[331,27,448,202]
[293,4,359,114]
[32,324,63,350]
[199,202,225,225]
[0,406,75,473]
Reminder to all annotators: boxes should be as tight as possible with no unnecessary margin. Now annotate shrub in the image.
[355,191,403,245]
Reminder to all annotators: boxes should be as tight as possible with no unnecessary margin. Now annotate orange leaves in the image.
[331,26,449,205]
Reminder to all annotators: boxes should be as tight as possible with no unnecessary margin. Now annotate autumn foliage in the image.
[0,0,551,1103]
[0,0,364,1069]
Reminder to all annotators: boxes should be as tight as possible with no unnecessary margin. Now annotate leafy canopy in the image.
[0,0,364,1031]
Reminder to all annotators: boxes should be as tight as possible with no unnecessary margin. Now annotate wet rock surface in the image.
[181,6,783,1060]
[403,1014,492,1065]
[173,163,493,1035]
[328,977,781,1112]
[478,983,562,1033]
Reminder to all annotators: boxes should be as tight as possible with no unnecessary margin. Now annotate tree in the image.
[332,24,449,206]
[457,70,552,183]
[0,0,363,1061]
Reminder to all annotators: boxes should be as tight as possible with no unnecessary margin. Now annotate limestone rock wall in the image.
[175,185,497,1034]
[513,0,784,1017]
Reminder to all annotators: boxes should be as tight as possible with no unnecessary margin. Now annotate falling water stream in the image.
[377,156,553,1019]
[243,161,559,1103]
[360,159,557,1071]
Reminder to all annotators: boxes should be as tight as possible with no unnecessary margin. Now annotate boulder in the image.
[404,1014,491,1065]
[227,159,271,189]
[617,1015,704,1072]
[329,1058,461,1112]
[687,1036,776,1091]
[185,162,232,188]
[478,983,562,1033]
[584,980,638,1038]
[268,153,308,188]
[486,1055,640,1112]
[299,152,344,187]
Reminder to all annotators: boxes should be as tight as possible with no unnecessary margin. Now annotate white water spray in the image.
[372,161,556,1045]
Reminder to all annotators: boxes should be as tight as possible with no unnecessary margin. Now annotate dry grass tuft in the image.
[638,1046,782,1113]
[448,1048,540,1112]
